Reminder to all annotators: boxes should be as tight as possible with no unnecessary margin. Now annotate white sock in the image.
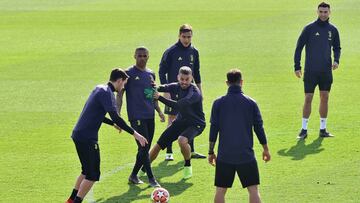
[302,118,309,130]
[320,118,327,130]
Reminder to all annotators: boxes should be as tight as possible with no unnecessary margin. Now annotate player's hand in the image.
[295,70,302,78]
[158,112,165,122]
[208,154,216,166]
[113,124,122,133]
[263,150,271,162]
[332,62,339,70]
[133,131,148,147]
[153,91,160,100]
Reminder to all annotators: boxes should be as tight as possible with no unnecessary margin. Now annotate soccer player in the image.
[116,47,164,187]
[66,68,148,203]
[148,66,206,179]
[159,24,205,160]
[294,2,341,139]
[208,69,270,203]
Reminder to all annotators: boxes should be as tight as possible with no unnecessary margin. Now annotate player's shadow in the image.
[277,137,324,160]
[98,160,193,203]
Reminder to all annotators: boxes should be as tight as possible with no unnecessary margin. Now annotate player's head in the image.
[226,69,243,87]
[317,2,330,21]
[178,24,193,47]
[177,66,193,89]
[134,46,149,68]
[109,68,129,92]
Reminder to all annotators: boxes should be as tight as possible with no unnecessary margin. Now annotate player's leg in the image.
[67,141,96,203]
[74,180,95,203]
[165,114,176,161]
[129,120,148,184]
[178,136,191,162]
[178,125,204,179]
[178,135,192,179]
[149,144,162,162]
[214,187,227,203]
[214,160,236,203]
[66,174,85,203]
[303,93,314,119]
[150,122,182,162]
[189,139,206,159]
[237,160,261,203]
[247,185,261,203]
[298,71,317,139]
[74,142,100,203]
[319,91,329,118]
[142,119,160,187]
[318,71,334,137]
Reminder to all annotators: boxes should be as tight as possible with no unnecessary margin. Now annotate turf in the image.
[0,0,359,202]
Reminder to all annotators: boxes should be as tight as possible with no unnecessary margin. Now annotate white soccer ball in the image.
[151,187,170,203]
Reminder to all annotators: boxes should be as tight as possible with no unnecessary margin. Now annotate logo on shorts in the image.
[176,94,179,98]
[135,76,140,80]
[315,32,320,36]
[178,56,183,61]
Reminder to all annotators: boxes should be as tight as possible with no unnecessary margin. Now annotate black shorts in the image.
[157,120,204,150]
[130,119,155,150]
[303,71,333,93]
[215,160,259,188]
[74,140,100,181]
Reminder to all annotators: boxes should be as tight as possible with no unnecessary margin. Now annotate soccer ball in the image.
[151,187,170,203]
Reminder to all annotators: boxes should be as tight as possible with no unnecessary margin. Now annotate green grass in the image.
[1,0,360,202]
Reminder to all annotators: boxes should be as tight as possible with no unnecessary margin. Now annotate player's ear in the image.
[240,80,243,86]
[226,81,230,87]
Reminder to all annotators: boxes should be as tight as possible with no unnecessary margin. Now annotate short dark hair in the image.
[135,46,149,53]
[109,68,129,82]
[227,69,242,85]
[179,24,193,34]
[179,66,192,75]
[318,2,330,9]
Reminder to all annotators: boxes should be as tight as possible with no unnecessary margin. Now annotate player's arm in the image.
[102,116,123,133]
[102,117,114,126]
[159,50,171,85]
[108,111,148,146]
[100,90,147,146]
[193,50,202,94]
[294,26,309,77]
[154,100,165,122]
[332,28,341,70]
[208,100,220,166]
[107,111,133,134]
[115,89,125,115]
[253,102,270,162]
[157,84,171,93]
[156,94,179,109]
